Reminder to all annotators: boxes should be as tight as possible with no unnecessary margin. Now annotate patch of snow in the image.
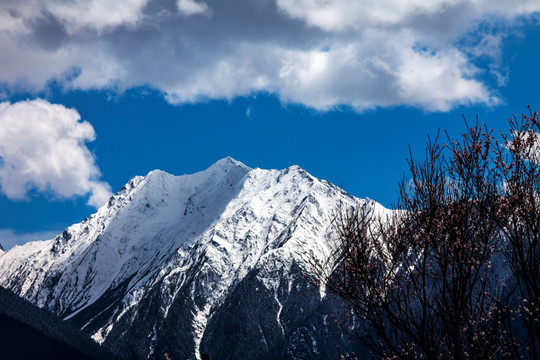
[192,303,211,360]
[275,288,285,336]
[91,323,113,344]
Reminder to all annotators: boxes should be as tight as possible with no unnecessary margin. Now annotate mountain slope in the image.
[0,158,387,359]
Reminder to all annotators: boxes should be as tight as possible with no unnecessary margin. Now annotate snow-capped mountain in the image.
[0,158,386,360]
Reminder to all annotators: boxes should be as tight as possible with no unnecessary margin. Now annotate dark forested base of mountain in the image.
[0,286,119,360]
[0,314,97,360]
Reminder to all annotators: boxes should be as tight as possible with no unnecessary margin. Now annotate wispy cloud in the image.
[177,0,212,16]
[0,0,538,112]
[0,99,112,207]
[0,228,59,251]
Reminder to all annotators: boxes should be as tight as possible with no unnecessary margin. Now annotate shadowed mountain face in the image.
[0,315,95,360]
[0,158,385,359]
[0,286,117,360]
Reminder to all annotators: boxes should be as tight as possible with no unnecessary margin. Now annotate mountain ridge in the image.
[0,158,385,359]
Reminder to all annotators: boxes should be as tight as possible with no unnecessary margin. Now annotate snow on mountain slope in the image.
[0,158,249,311]
[0,158,387,360]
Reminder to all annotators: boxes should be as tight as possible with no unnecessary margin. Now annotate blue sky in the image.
[0,1,539,249]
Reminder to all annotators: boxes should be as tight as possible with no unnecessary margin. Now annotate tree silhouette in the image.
[316,112,540,359]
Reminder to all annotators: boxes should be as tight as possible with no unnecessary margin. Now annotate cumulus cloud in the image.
[0,99,112,207]
[0,0,538,112]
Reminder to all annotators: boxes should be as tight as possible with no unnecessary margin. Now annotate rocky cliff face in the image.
[0,158,386,359]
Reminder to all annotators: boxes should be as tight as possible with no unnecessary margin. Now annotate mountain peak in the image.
[143,169,175,183]
[140,158,250,189]
[207,157,250,172]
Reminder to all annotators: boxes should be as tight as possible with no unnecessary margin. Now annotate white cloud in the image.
[276,0,457,31]
[177,0,211,16]
[276,0,540,32]
[0,0,149,33]
[0,99,112,207]
[245,105,254,119]
[275,34,497,111]
[51,0,149,33]
[0,228,59,251]
[88,181,114,208]
[395,46,497,111]
[0,0,538,112]
[463,31,509,86]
